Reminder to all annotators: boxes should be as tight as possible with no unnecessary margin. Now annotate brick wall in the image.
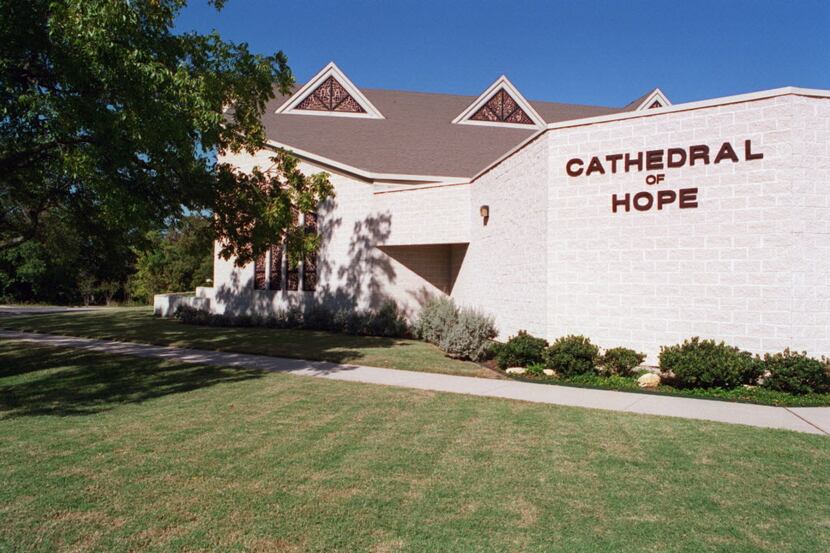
[207,151,463,319]
[544,94,830,361]
[206,91,830,363]
[372,184,470,245]
[452,135,549,338]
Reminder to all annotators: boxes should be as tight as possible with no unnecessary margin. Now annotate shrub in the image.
[173,301,410,338]
[525,363,546,376]
[495,330,548,369]
[659,337,762,389]
[601,347,646,377]
[302,304,336,331]
[762,349,830,395]
[438,306,497,361]
[173,304,212,325]
[331,308,356,333]
[544,335,599,377]
[414,296,458,345]
[486,341,503,361]
[363,301,410,338]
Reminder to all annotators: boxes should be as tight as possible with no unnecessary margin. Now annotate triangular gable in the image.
[276,62,384,119]
[628,88,671,111]
[453,76,545,129]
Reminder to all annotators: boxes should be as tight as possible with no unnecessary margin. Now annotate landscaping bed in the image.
[506,371,830,407]
[491,333,830,407]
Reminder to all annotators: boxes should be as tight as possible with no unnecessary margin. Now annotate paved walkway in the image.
[2,330,829,436]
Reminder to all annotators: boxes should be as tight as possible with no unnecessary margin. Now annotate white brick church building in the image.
[189,62,830,361]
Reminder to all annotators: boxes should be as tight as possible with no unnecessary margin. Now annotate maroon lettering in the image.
[566,158,584,177]
[678,187,699,209]
[624,152,643,172]
[645,150,664,170]
[688,145,710,166]
[605,153,623,173]
[657,190,677,209]
[713,142,739,164]
[585,156,605,176]
[611,193,630,213]
[633,192,654,211]
[745,139,764,161]
[667,147,687,168]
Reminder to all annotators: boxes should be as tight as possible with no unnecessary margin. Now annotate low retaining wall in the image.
[153,293,209,317]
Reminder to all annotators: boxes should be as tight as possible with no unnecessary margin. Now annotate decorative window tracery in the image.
[253,252,267,290]
[286,207,300,291]
[269,243,283,291]
[296,76,367,113]
[302,212,319,292]
[470,89,534,125]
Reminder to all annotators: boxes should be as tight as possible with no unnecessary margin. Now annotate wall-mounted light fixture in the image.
[480,205,489,226]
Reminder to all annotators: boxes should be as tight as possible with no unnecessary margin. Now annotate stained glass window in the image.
[470,89,534,125]
[253,252,267,290]
[286,207,300,291]
[269,243,283,291]
[296,76,367,113]
[302,212,319,292]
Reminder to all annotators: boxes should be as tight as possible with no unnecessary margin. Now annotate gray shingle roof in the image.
[260,87,627,179]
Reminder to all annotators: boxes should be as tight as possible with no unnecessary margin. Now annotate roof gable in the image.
[276,62,384,119]
[452,76,546,129]
[624,88,672,111]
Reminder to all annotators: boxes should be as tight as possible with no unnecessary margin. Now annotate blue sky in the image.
[176,0,830,108]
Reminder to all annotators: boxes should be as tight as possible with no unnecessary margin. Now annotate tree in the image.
[0,0,332,265]
[0,208,136,304]
[128,215,214,304]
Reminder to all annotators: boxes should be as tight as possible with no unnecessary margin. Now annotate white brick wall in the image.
[372,184,470,245]
[452,135,549,338]
[206,152,463,319]
[206,92,830,364]
[544,94,830,361]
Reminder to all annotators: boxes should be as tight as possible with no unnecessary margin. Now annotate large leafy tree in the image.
[128,215,214,304]
[0,0,332,265]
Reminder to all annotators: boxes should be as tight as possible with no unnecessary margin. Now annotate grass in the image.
[509,371,830,407]
[1,308,828,406]
[1,342,829,552]
[0,307,492,378]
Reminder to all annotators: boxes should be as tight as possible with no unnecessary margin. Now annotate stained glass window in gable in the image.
[296,76,367,114]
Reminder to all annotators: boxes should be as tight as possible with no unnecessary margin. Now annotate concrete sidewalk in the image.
[2,330,828,436]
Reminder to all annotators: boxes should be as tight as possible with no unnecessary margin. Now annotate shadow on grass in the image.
[0,308,410,366]
[0,342,265,418]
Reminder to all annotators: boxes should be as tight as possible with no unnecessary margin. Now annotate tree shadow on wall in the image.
[209,209,447,324]
[335,212,396,311]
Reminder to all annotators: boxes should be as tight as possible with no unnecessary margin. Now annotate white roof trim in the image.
[275,62,384,120]
[472,86,830,182]
[634,88,671,111]
[544,86,830,132]
[265,139,469,185]
[452,75,546,129]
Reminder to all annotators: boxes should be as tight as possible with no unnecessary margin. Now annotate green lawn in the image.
[0,307,491,378]
[1,341,829,552]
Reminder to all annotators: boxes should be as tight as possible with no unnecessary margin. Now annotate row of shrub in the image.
[413,297,497,361]
[173,302,410,338]
[175,297,498,362]
[494,331,830,395]
[491,331,645,377]
[661,338,830,395]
